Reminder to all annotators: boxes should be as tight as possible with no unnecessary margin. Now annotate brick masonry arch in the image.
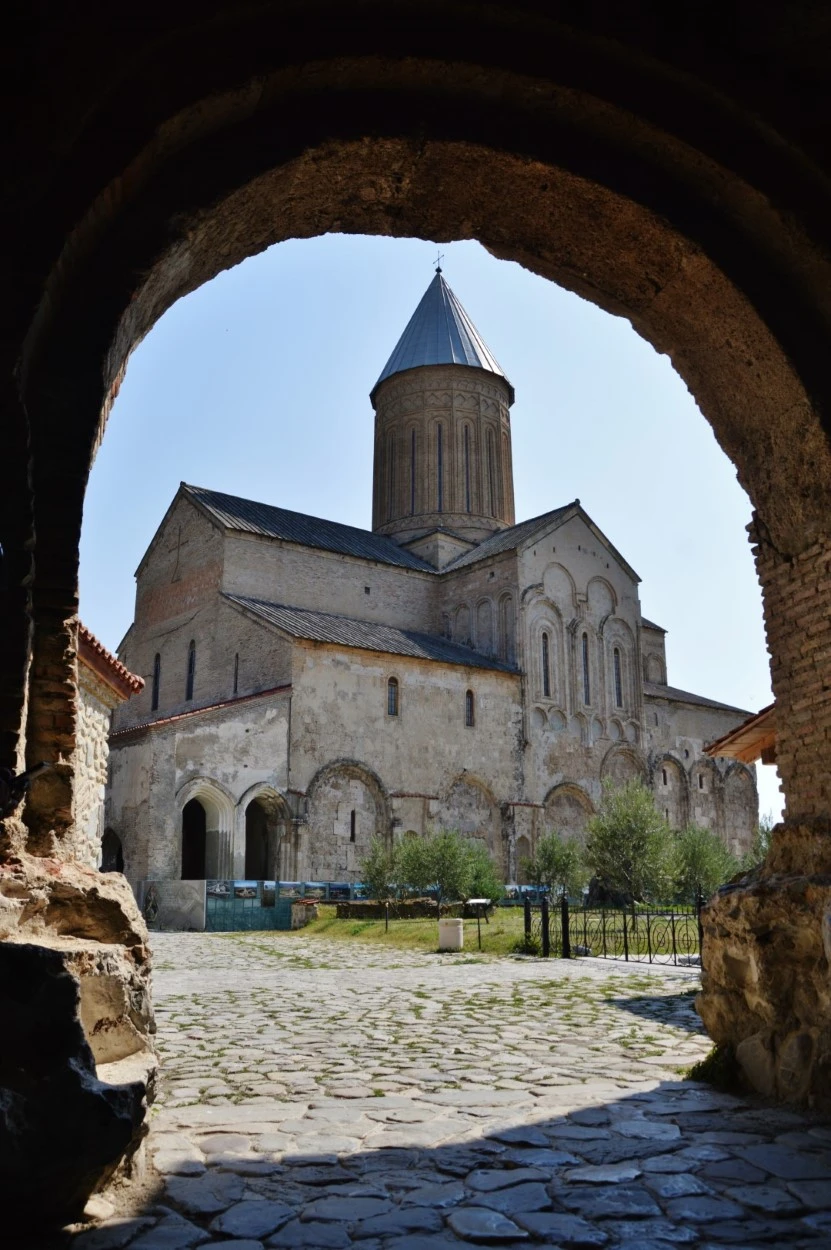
[3,6,831,1214]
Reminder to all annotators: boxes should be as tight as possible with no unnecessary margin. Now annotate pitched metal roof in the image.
[643,681,750,716]
[224,595,518,673]
[641,617,666,633]
[442,503,578,572]
[183,484,434,572]
[371,270,514,405]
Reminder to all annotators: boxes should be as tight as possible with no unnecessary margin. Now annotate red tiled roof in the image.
[78,623,144,700]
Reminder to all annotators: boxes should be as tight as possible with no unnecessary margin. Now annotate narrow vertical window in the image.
[350,809,357,842]
[186,640,196,701]
[464,425,471,512]
[151,653,161,712]
[487,429,496,516]
[582,633,590,704]
[613,648,623,707]
[233,652,239,695]
[410,428,417,515]
[387,433,396,520]
[699,774,704,790]
[465,689,475,728]
[387,676,399,717]
[541,632,551,698]
[662,768,668,786]
[437,424,444,512]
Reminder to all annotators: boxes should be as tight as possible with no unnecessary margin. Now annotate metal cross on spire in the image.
[434,251,444,273]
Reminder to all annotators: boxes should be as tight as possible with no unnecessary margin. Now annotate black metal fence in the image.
[523,895,703,967]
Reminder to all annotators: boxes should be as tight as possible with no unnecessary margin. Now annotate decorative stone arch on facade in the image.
[434,773,502,875]
[601,616,637,718]
[571,619,601,715]
[305,759,391,882]
[586,576,618,624]
[238,783,292,881]
[644,653,666,685]
[497,592,515,664]
[600,744,649,788]
[175,777,235,880]
[542,782,595,847]
[722,762,759,858]
[528,598,565,708]
[475,597,495,656]
[688,757,723,833]
[542,562,578,616]
[651,753,689,830]
[454,603,472,647]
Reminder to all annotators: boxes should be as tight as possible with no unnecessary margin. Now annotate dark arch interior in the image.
[181,798,207,879]
[100,828,124,874]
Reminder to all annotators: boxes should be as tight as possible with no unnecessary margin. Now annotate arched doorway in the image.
[244,792,291,880]
[181,798,207,879]
[100,828,124,874]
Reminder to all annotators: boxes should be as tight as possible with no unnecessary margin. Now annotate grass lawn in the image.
[295,903,700,962]
[299,904,529,956]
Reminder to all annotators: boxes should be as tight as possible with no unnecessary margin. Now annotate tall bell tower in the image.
[370,269,515,555]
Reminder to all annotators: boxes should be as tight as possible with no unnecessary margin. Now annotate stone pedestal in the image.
[697,819,831,1109]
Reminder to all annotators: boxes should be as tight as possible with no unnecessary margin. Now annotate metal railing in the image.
[522,895,703,967]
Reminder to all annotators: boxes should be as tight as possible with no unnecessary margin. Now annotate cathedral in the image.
[107,270,758,889]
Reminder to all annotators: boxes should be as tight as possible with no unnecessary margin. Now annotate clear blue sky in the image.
[79,234,781,818]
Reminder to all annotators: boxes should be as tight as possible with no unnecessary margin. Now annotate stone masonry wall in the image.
[71,666,120,868]
[752,522,831,821]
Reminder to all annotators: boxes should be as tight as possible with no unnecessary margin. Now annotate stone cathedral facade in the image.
[107,271,757,888]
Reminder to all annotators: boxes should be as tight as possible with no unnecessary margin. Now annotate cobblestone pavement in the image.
[74,932,831,1250]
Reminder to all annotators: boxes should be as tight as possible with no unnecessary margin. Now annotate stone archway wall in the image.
[3,5,831,1214]
[434,775,502,875]
[305,761,390,882]
[542,783,595,847]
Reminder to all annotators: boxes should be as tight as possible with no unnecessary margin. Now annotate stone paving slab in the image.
[65,931,831,1249]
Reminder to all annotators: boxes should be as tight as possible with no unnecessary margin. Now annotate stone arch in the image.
[601,744,649,788]
[689,758,723,832]
[239,783,292,881]
[722,763,758,858]
[100,828,124,874]
[542,563,577,614]
[434,774,502,874]
[529,601,565,707]
[305,760,391,882]
[543,783,595,846]
[644,653,666,685]
[454,604,472,647]
[497,592,515,664]
[175,777,235,880]
[602,617,637,717]
[652,753,689,830]
[586,577,617,622]
[475,598,494,656]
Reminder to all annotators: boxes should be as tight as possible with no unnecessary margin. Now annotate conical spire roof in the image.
[371,270,514,406]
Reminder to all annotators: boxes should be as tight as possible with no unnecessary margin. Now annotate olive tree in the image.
[584,779,674,908]
[521,830,586,897]
[673,825,739,900]
[360,837,399,902]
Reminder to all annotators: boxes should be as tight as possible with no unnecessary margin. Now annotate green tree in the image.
[584,779,674,907]
[396,830,475,916]
[522,831,586,897]
[360,837,399,902]
[466,839,505,903]
[673,825,739,900]
[739,810,776,871]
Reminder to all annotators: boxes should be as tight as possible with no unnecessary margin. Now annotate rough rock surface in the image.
[697,819,831,1109]
[0,942,146,1230]
[0,853,157,1226]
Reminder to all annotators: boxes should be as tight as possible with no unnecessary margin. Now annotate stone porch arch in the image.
[236,782,293,881]
[175,777,235,880]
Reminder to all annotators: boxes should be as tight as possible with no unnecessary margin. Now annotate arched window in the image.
[613,648,623,707]
[387,676,399,717]
[581,633,591,704]
[151,653,160,711]
[410,428,417,515]
[541,632,551,698]
[464,424,472,512]
[465,689,475,727]
[487,428,497,516]
[436,424,444,512]
[350,809,357,842]
[186,640,196,701]
[233,652,239,695]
